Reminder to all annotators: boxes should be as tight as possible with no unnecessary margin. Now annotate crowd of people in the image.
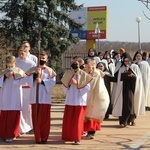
[61,47,150,145]
[0,42,150,145]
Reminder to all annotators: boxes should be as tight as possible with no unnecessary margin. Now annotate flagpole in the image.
[95,22,101,53]
[97,30,100,52]
[35,23,42,131]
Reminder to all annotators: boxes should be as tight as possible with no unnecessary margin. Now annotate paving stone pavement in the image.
[0,103,150,150]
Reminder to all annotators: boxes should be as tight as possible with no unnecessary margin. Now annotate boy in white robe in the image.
[16,48,36,134]
[61,60,92,145]
[28,50,56,144]
[0,56,33,143]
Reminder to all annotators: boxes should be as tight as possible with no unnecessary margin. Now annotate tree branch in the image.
[142,10,150,20]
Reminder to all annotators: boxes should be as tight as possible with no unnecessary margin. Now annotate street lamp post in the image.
[136,17,141,50]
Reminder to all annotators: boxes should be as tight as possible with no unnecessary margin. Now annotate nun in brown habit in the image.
[111,53,137,127]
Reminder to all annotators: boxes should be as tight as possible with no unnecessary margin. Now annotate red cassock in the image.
[0,111,20,139]
[62,105,86,141]
[84,120,101,131]
[31,104,51,143]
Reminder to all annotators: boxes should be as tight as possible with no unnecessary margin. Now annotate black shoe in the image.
[41,141,47,144]
[104,115,109,120]
[127,122,130,126]
[86,134,95,139]
[145,107,150,111]
[27,129,34,134]
[131,121,136,126]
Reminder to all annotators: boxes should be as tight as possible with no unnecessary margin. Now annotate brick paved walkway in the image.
[0,104,150,150]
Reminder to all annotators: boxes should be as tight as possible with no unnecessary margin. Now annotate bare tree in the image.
[138,0,150,20]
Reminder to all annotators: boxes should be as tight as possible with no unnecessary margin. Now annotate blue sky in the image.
[76,0,150,42]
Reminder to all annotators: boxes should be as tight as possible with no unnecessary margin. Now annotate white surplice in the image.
[0,75,33,110]
[29,68,56,104]
[63,75,91,106]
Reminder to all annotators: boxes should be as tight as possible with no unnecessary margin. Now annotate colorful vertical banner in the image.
[87,6,107,39]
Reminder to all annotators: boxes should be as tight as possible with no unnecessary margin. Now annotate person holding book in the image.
[0,56,33,142]
[61,59,92,145]
[111,54,145,127]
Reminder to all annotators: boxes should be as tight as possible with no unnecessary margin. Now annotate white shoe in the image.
[86,134,95,139]
[5,138,13,143]
[73,141,80,145]
[89,135,95,139]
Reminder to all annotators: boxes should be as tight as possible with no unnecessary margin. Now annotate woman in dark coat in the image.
[111,54,137,127]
